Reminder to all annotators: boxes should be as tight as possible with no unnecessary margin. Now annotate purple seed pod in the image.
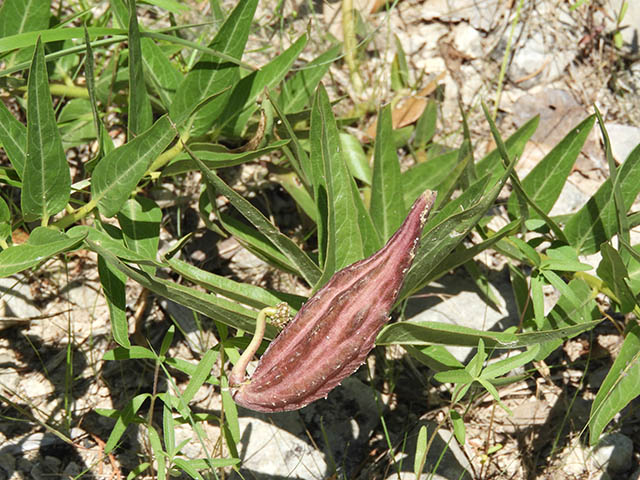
[231,190,437,412]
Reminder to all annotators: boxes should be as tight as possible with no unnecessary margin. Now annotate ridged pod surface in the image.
[232,190,437,412]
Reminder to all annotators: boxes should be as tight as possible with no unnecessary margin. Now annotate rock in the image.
[232,377,381,478]
[0,454,15,478]
[548,181,589,217]
[420,0,501,31]
[560,440,589,476]
[388,420,473,479]
[509,30,575,89]
[452,23,483,58]
[592,433,634,474]
[0,277,41,330]
[232,414,326,480]
[603,123,640,163]
[405,271,516,362]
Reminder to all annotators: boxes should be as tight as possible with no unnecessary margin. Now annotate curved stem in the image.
[229,306,279,387]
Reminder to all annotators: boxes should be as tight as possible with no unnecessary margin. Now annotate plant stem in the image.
[342,0,363,98]
[229,305,279,387]
[52,199,97,229]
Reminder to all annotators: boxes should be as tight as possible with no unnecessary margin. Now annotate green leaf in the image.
[87,239,279,338]
[117,196,161,275]
[509,115,595,218]
[476,115,539,182]
[434,139,472,208]
[269,94,312,186]
[162,140,289,177]
[413,425,428,478]
[110,0,182,110]
[143,0,190,13]
[172,458,206,480]
[271,170,318,223]
[98,255,131,348]
[159,325,175,357]
[127,0,153,136]
[400,150,459,209]
[104,345,157,360]
[391,34,410,90]
[509,264,534,326]
[376,318,602,349]
[429,220,519,280]
[370,105,405,241]
[434,369,473,384]
[147,425,166,480]
[535,278,598,360]
[162,403,175,459]
[596,107,630,252]
[404,345,464,371]
[311,85,379,286]
[0,197,10,244]
[186,146,321,286]
[141,37,183,110]
[182,349,218,404]
[531,271,545,328]
[340,133,372,185]
[278,43,340,114]
[481,345,540,379]
[221,376,240,444]
[414,99,438,151]
[166,257,305,311]
[0,0,51,67]
[597,243,636,313]
[450,410,466,445]
[399,165,513,300]
[21,37,71,223]
[0,99,27,178]
[564,143,640,254]
[169,0,258,132]
[0,27,125,60]
[589,323,640,445]
[0,227,86,278]
[68,225,159,264]
[104,393,150,454]
[221,34,308,134]
[216,212,299,274]
[91,115,176,217]
[82,25,114,167]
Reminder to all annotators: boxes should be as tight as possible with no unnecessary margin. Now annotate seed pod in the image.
[231,190,437,412]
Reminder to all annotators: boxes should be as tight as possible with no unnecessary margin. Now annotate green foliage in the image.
[0,1,639,476]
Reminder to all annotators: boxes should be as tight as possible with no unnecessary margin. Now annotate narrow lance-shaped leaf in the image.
[0,100,27,178]
[278,43,341,114]
[589,323,640,445]
[185,145,322,286]
[220,33,308,134]
[21,37,71,223]
[311,84,380,286]
[231,190,436,412]
[370,104,405,240]
[127,0,153,136]
[508,115,595,218]
[564,143,640,254]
